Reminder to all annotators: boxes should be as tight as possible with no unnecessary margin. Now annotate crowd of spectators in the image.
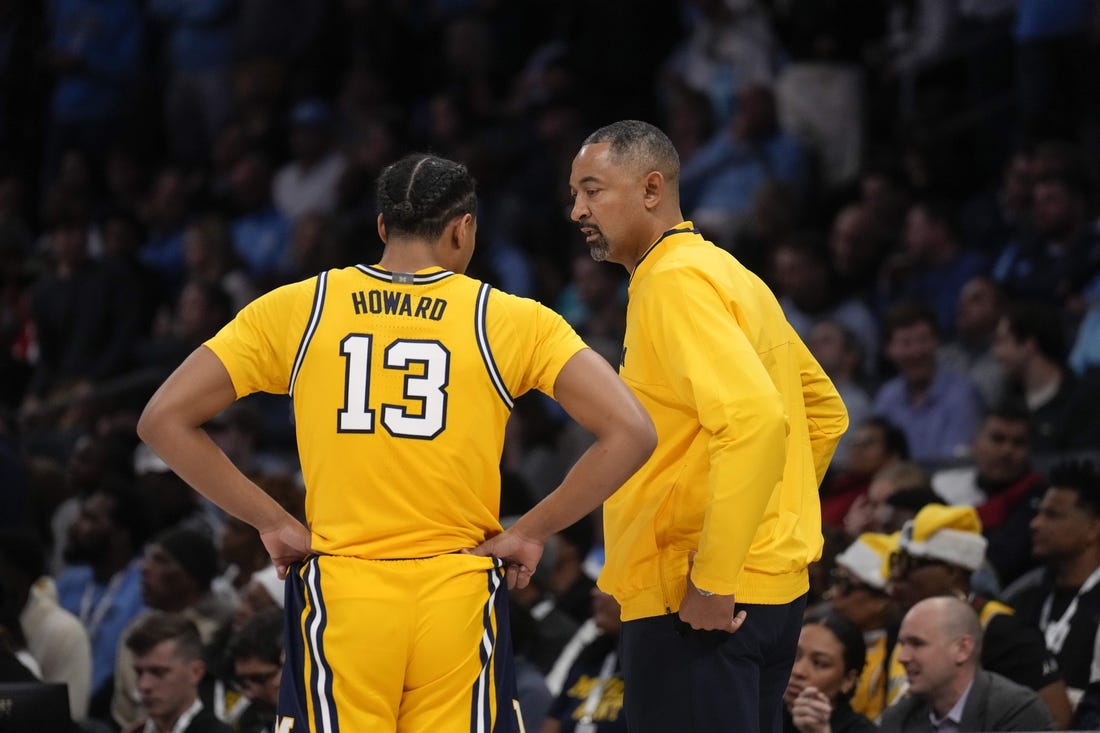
[1,1,1099,731]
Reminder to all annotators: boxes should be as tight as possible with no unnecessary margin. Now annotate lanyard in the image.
[79,568,127,643]
[1039,566,1100,654]
[578,650,618,724]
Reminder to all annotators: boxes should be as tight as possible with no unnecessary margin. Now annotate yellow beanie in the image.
[898,504,987,571]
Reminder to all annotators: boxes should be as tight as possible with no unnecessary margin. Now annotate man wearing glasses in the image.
[883,505,1072,728]
[228,608,284,733]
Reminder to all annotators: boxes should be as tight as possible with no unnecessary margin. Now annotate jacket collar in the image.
[629,221,700,288]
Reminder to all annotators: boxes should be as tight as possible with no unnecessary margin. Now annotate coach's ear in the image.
[377,213,388,244]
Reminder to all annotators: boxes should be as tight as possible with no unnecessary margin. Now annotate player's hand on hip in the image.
[469,528,544,590]
[260,518,313,579]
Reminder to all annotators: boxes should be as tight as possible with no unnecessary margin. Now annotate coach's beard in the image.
[584,227,610,262]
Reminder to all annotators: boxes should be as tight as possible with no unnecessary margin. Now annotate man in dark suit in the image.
[122,612,232,733]
[880,597,1053,732]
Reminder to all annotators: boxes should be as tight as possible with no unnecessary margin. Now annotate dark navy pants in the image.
[620,594,806,733]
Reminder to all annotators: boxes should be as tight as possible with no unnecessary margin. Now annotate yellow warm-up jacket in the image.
[600,224,848,621]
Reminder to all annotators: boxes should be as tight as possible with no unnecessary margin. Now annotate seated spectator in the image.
[938,276,1007,408]
[55,479,150,708]
[229,150,293,287]
[772,235,879,378]
[807,319,872,466]
[22,199,144,419]
[873,301,984,464]
[0,529,91,720]
[539,588,625,733]
[880,487,943,539]
[992,168,1099,309]
[844,461,929,538]
[886,505,1071,726]
[113,527,233,728]
[181,215,255,315]
[680,83,812,250]
[548,518,597,627]
[508,525,578,675]
[226,608,284,733]
[1004,460,1100,706]
[879,199,989,338]
[784,613,876,733]
[821,416,909,529]
[211,516,273,608]
[932,404,1047,587]
[207,565,283,730]
[880,597,1054,732]
[1068,272,1100,375]
[825,533,900,721]
[273,99,347,222]
[993,301,1100,453]
[122,612,233,733]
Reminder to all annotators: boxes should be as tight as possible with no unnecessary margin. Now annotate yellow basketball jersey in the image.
[205,264,586,558]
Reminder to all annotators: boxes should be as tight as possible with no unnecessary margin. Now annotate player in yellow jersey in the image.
[137,153,657,733]
[568,121,848,733]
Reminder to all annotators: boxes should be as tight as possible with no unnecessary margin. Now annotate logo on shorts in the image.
[274,716,296,733]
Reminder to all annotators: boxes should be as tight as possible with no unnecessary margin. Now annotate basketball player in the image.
[138,153,656,732]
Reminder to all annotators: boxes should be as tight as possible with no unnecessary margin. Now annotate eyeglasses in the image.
[233,668,279,690]
[887,550,949,576]
[829,570,883,597]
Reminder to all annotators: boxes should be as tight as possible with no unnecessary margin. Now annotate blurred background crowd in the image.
[1,0,1100,731]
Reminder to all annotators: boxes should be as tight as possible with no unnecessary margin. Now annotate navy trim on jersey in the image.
[629,226,701,284]
[475,284,514,410]
[355,264,455,284]
[289,271,329,397]
[305,557,339,733]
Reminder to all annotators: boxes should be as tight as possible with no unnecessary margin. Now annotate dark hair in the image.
[125,611,204,660]
[95,476,154,551]
[152,526,221,590]
[806,612,867,683]
[228,608,284,665]
[909,198,959,239]
[862,416,911,460]
[883,300,941,342]
[376,154,477,240]
[1002,302,1067,366]
[1049,460,1100,516]
[582,120,680,184]
[0,529,46,583]
[983,401,1031,431]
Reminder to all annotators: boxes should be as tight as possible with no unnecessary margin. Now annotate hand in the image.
[677,552,747,632]
[790,686,833,733]
[260,517,313,579]
[842,493,873,537]
[470,527,543,590]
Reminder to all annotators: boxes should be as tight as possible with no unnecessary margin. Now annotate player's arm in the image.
[473,348,656,589]
[136,346,310,576]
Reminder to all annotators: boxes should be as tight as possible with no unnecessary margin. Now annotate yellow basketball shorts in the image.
[275,553,523,733]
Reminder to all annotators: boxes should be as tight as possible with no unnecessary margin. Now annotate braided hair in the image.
[376,154,477,240]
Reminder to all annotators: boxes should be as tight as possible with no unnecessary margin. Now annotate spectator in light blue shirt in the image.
[873,301,984,465]
[55,480,150,697]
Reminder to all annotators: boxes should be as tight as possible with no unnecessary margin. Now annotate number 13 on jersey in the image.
[337,333,450,439]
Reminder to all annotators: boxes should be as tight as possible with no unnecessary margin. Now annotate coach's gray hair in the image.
[582,120,680,183]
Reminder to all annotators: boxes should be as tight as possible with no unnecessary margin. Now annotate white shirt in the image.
[273,152,347,220]
[143,697,204,733]
[20,583,92,720]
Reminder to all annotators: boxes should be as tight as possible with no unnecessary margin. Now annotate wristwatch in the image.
[695,586,717,597]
